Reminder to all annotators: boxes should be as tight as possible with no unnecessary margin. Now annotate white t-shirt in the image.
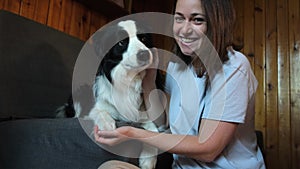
[165,50,266,169]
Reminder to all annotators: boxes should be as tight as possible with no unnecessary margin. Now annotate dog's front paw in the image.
[139,156,157,169]
[94,112,116,131]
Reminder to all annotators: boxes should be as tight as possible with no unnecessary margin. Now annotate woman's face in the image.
[173,0,207,57]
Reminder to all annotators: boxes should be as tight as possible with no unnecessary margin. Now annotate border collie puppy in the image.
[87,20,165,169]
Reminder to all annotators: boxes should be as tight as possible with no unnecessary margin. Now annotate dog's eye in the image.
[118,40,126,47]
[140,36,147,42]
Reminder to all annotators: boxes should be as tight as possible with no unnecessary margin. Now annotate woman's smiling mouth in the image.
[178,36,199,45]
[181,37,197,43]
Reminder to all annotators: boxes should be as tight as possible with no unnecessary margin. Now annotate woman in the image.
[95,0,266,168]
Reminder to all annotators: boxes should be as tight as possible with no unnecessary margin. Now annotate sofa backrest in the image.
[0,10,84,118]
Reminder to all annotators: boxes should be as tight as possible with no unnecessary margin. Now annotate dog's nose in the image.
[137,50,150,62]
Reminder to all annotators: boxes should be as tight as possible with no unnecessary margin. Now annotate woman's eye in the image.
[194,17,206,24]
[174,16,184,23]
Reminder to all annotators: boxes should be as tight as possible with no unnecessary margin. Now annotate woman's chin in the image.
[178,44,196,56]
[180,48,195,56]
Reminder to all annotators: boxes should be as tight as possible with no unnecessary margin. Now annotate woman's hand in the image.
[94,125,134,146]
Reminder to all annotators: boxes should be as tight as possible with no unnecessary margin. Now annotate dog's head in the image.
[93,20,154,83]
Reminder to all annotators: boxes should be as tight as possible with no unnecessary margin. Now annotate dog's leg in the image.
[139,122,159,169]
[89,107,116,131]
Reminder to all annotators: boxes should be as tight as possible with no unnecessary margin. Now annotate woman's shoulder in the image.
[225,50,252,75]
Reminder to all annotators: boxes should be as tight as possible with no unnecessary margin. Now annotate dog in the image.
[63,20,167,169]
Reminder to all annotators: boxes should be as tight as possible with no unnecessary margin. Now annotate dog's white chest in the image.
[112,76,148,122]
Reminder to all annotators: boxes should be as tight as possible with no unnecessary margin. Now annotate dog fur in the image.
[82,20,165,169]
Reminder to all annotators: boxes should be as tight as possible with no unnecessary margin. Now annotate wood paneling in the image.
[289,0,300,168]
[19,0,50,24]
[277,0,291,168]
[254,0,266,145]
[233,0,300,168]
[0,0,109,41]
[1,0,21,14]
[68,1,91,40]
[89,11,108,37]
[265,0,279,168]
[75,0,128,19]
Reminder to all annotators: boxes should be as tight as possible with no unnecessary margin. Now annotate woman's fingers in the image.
[93,126,132,146]
[151,47,159,68]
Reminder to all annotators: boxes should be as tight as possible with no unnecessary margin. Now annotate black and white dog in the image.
[71,20,166,169]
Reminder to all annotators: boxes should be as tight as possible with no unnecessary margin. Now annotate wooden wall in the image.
[232,0,300,169]
[0,0,110,41]
[1,0,299,169]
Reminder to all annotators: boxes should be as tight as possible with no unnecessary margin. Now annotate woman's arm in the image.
[94,119,237,162]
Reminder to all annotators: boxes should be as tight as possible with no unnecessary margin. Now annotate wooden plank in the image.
[75,0,128,20]
[57,0,72,34]
[33,0,50,24]
[47,0,73,35]
[0,0,4,9]
[47,0,62,30]
[78,4,91,41]
[288,0,300,168]
[254,0,266,147]
[20,0,49,24]
[277,0,291,168]
[265,0,279,168]
[69,1,91,41]
[124,0,132,13]
[88,10,108,38]
[19,0,36,20]
[2,0,21,14]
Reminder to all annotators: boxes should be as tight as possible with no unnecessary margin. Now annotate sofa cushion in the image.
[0,10,84,118]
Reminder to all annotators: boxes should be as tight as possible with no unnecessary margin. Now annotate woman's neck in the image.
[191,58,206,77]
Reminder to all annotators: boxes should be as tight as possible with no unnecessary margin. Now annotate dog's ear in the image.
[92,24,130,57]
[92,23,130,83]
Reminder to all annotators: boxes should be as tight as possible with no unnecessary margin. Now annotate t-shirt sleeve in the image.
[222,68,251,123]
[202,63,256,124]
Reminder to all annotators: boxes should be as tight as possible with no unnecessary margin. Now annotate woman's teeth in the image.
[181,37,195,43]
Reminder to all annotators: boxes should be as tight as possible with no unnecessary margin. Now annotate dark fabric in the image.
[0,10,84,118]
[0,118,127,169]
[0,118,173,169]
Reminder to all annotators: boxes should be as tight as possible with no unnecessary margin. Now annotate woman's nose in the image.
[181,21,192,35]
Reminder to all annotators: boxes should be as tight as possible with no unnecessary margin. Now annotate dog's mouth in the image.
[122,50,153,70]
[123,61,150,70]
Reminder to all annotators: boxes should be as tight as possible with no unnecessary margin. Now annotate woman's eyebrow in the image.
[174,12,184,16]
[175,12,205,17]
[191,13,206,17]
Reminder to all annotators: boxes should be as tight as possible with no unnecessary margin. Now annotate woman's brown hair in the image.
[202,0,236,62]
[173,0,236,66]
